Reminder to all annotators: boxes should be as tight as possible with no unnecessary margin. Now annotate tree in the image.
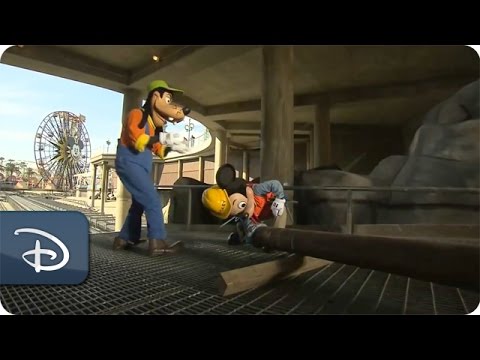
[5,161,19,177]
[0,158,5,178]
[19,161,27,177]
[24,167,36,182]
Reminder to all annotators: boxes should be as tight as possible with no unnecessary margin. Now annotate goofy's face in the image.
[151,90,189,127]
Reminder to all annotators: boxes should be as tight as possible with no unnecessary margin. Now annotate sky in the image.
[0,63,206,166]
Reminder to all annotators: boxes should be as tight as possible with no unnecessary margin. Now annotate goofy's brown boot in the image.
[113,236,146,251]
[148,239,184,256]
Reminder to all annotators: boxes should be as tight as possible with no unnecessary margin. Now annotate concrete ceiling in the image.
[2,45,478,148]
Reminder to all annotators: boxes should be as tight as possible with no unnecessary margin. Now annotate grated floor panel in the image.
[1,230,478,315]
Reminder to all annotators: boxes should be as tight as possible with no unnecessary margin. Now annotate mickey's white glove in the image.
[271,198,286,217]
[159,133,189,153]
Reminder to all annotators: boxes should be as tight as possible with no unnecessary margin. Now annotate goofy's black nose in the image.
[182,107,191,116]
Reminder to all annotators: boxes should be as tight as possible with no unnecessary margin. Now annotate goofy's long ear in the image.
[216,164,236,189]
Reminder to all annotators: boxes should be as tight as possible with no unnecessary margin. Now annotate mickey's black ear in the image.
[216,164,236,189]
[226,178,247,197]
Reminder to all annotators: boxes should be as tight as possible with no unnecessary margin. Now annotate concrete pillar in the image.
[152,162,164,185]
[198,156,204,182]
[313,102,331,167]
[90,164,98,208]
[86,163,94,199]
[242,150,249,180]
[121,88,144,126]
[115,88,143,231]
[177,159,183,178]
[100,163,108,214]
[225,135,230,163]
[114,178,129,232]
[214,129,227,174]
[306,140,311,170]
[151,163,156,182]
[273,210,287,229]
[156,162,164,184]
[260,45,294,184]
[260,46,294,225]
[152,163,158,183]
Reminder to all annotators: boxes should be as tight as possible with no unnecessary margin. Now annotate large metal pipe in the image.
[252,227,480,291]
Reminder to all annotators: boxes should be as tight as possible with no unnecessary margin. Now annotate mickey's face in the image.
[229,193,248,216]
[211,163,256,219]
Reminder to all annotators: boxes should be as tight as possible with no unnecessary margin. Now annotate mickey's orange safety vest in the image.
[247,183,275,223]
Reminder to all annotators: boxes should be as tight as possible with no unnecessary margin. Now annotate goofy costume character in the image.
[201,164,287,245]
[113,80,190,256]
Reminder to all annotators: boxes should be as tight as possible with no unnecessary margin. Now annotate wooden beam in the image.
[177,95,207,116]
[4,45,128,84]
[128,45,206,84]
[207,100,260,116]
[205,74,476,117]
[218,120,312,132]
[218,255,331,296]
[228,140,248,150]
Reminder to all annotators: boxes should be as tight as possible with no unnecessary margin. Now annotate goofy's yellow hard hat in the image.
[202,185,231,220]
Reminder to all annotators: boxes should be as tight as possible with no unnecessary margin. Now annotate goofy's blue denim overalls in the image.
[115,122,166,241]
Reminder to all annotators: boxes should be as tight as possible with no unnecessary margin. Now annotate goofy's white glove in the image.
[159,133,189,154]
[271,198,286,217]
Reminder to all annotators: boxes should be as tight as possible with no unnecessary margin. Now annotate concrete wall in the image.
[331,124,405,174]
[226,142,309,180]
[294,142,309,172]
[159,162,179,186]
[225,149,244,177]
[157,157,216,185]
[182,159,199,179]
[204,159,215,184]
[224,125,405,179]
[108,124,405,188]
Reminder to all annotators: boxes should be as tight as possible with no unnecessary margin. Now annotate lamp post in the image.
[106,140,111,153]
[185,118,194,147]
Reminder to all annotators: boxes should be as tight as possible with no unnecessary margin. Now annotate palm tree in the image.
[18,161,27,177]
[0,158,5,179]
[5,161,19,178]
[24,167,36,182]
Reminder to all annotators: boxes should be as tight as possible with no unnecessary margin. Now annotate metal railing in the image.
[157,184,480,231]
[165,129,212,158]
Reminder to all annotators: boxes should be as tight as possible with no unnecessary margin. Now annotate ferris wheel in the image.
[34,111,91,190]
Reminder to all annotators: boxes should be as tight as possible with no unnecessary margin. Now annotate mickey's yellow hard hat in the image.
[201,185,231,220]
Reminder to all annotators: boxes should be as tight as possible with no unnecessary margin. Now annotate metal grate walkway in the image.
[1,230,478,315]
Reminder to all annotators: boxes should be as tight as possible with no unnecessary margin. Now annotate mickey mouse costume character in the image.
[113,80,190,256]
[201,164,287,245]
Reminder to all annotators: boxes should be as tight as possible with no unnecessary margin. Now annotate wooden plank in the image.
[218,255,331,297]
